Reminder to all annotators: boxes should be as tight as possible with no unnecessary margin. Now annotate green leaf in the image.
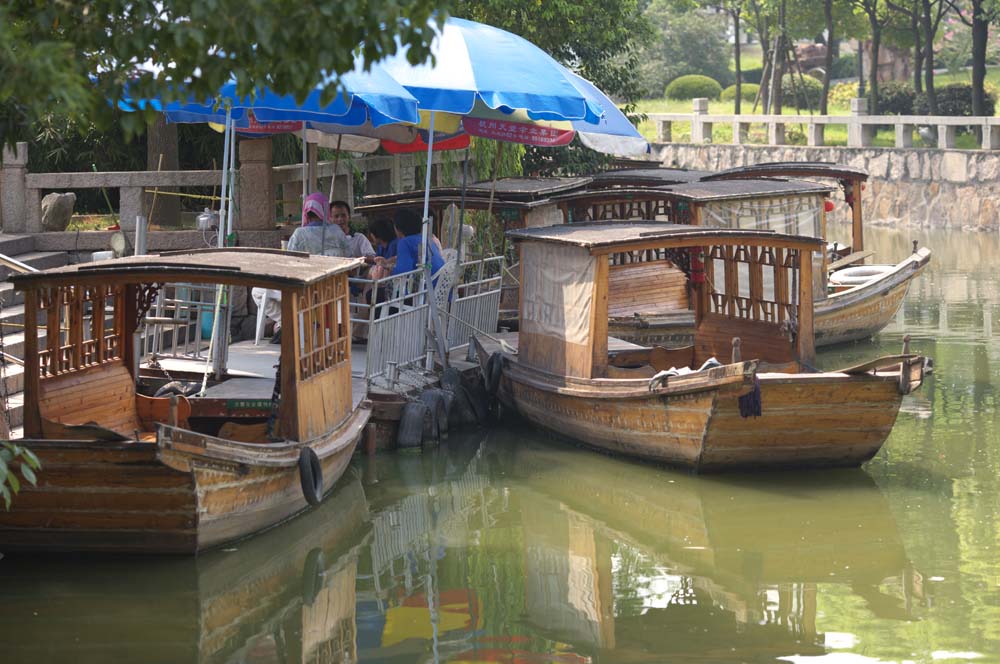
[19,463,36,487]
[20,447,40,470]
[6,470,20,495]
[0,484,9,511]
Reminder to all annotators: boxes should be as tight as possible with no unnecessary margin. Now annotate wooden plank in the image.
[280,285,300,440]
[797,249,815,365]
[850,179,864,254]
[827,250,875,272]
[591,257,609,378]
[22,289,42,437]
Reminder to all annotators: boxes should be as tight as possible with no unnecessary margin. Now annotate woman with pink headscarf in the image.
[251,193,351,342]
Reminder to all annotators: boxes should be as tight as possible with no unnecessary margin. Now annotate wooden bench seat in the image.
[39,362,189,439]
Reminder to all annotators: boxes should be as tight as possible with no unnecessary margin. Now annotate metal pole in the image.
[217,108,233,248]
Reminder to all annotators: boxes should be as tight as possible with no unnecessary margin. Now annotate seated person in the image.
[252,192,349,342]
[366,217,398,281]
[331,199,375,259]
[377,208,444,280]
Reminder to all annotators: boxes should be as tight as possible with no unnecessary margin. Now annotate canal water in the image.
[0,224,998,663]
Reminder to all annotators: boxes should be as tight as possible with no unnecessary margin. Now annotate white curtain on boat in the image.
[520,242,595,345]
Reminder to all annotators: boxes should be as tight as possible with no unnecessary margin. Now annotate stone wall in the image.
[655,143,1000,230]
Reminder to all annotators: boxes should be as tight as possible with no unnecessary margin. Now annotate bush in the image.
[781,73,823,109]
[828,81,859,109]
[721,82,760,102]
[665,74,723,100]
[829,54,857,80]
[741,67,764,84]
[914,83,996,117]
[636,5,732,98]
[876,81,915,115]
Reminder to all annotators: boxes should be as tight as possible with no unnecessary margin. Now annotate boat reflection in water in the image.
[0,473,371,664]
[353,431,922,663]
[504,434,921,661]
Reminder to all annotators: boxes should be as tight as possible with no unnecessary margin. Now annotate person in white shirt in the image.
[330,200,375,259]
[252,192,349,342]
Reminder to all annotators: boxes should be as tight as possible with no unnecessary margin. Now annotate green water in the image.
[0,224,998,663]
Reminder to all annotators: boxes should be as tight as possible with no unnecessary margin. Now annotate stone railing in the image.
[651,97,1000,150]
[0,140,470,235]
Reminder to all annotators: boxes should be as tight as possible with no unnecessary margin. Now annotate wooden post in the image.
[590,257,609,378]
[280,287,300,441]
[850,178,864,255]
[796,249,815,366]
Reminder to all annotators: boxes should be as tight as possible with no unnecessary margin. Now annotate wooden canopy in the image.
[703,161,870,183]
[10,248,364,291]
[508,222,825,255]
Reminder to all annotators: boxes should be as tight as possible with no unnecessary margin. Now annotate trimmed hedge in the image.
[740,67,764,84]
[876,81,915,115]
[829,54,857,80]
[781,73,823,109]
[721,82,760,102]
[665,74,723,100]
[914,82,996,117]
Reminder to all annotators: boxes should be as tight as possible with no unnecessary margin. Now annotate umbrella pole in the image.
[217,108,233,248]
[454,146,470,284]
[328,134,344,201]
[420,111,436,265]
[224,120,237,243]
[301,127,308,201]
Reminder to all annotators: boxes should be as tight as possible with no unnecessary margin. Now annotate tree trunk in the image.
[771,0,787,115]
[868,25,881,111]
[921,0,937,113]
[857,39,866,97]
[971,7,989,115]
[733,10,742,115]
[911,10,923,93]
[821,0,834,114]
[146,116,181,227]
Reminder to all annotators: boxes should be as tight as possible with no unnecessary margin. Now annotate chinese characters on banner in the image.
[462,118,575,146]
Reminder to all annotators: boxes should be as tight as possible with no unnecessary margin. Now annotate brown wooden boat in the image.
[550,163,932,347]
[479,222,929,471]
[0,248,371,553]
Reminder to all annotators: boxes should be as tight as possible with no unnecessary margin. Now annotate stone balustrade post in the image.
[847,98,873,147]
[656,119,673,143]
[768,120,785,145]
[937,125,957,149]
[983,124,1000,150]
[119,186,144,231]
[691,98,712,143]
[239,138,274,231]
[807,123,825,146]
[895,123,914,148]
[733,120,750,145]
[1,142,28,234]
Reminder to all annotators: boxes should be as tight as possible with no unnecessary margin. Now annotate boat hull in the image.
[0,407,370,554]
[502,362,906,472]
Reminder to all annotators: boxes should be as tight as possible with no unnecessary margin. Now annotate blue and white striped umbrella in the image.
[120,55,420,128]
[379,17,605,123]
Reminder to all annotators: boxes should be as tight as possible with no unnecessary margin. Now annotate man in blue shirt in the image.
[383,208,444,277]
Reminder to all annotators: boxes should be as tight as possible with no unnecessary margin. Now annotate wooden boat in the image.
[0,473,371,662]
[479,222,929,471]
[0,248,372,553]
[549,164,932,347]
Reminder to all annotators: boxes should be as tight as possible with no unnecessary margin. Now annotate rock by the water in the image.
[41,192,77,232]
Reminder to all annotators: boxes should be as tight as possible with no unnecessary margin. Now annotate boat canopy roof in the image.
[11,248,364,289]
[507,221,825,254]
[360,176,591,208]
[704,161,870,182]
[589,167,711,187]
[547,177,834,206]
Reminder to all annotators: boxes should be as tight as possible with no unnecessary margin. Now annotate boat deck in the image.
[151,340,368,409]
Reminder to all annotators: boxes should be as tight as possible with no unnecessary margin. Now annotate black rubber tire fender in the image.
[398,401,429,448]
[298,447,324,507]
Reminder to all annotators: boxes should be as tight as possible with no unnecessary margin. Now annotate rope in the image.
[141,190,229,202]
